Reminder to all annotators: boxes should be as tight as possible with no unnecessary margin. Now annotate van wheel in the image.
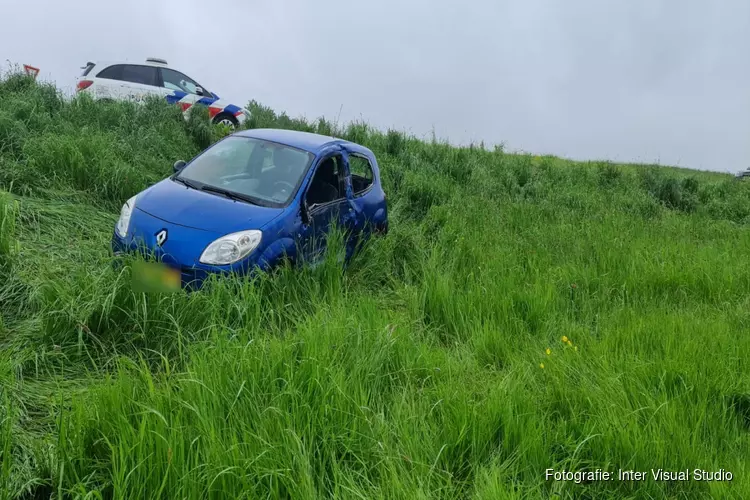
[213,113,238,129]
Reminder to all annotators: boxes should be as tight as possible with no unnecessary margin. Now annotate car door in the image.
[297,148,353,265]
[337,150,366,259]
[116,64,161,103]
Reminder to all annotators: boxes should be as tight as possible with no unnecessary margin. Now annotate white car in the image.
[75,58,250,128]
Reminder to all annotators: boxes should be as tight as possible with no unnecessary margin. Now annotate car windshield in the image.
[175,136,314,206]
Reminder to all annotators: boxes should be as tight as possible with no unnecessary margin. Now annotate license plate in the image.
[131,261,181,293]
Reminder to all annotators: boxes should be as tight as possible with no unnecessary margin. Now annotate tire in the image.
[212,113,238,129]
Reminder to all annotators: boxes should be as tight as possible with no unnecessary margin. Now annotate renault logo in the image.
[155,229,168,247]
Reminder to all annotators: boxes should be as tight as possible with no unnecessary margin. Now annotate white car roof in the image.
[90,58,171,69]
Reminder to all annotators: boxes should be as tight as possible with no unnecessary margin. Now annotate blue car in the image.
[112,128,388,290]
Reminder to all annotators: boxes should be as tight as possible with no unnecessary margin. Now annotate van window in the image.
[96,64,158,87]
[96,65,123,80]
[119,65,159,86]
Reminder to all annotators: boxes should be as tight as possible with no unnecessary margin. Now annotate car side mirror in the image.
[195,86,205,96]
[173,160,186,173]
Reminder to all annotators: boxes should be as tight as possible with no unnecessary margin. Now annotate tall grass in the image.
[1,72,750,499]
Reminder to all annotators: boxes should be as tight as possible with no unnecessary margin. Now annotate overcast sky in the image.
[3,0,748,172]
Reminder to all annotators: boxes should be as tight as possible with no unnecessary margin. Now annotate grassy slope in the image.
[1,73,750,499]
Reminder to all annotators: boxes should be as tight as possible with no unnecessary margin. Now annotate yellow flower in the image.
[545,348,551,355]
[539,363,545,369]
[567,340,573,347]
[561,336,569,343]
[574,346,578,352]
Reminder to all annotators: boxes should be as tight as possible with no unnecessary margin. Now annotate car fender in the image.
[257,237,298,271]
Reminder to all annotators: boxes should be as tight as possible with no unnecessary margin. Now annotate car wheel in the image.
[213,113,238,129]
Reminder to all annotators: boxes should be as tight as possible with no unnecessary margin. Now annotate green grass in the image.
[1,71,750,499]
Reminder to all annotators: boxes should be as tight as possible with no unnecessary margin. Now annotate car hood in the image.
[134,178,285,234]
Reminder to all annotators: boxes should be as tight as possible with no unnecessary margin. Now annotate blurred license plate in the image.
[131,261,181,293]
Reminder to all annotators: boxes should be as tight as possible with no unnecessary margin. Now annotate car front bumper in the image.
[111,209,264,291]
[111,236,235,291]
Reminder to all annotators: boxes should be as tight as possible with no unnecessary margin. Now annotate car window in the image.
[117,65,158,86]
[177,136,314,206]
[215,138,257,175]
[96,64,123,80]
[306,155,346,207]
[161,68,207,96]
[348,154,374,195]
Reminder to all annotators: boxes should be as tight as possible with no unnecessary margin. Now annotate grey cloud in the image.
[2,0,748,172]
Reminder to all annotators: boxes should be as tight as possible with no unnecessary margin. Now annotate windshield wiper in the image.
[200,185,258,205]
[173,176,200,190]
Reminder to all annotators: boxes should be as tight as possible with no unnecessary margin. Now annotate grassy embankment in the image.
[1,72,750,499]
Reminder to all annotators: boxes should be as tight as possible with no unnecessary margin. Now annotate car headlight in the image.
[115,195,137,238]
[199,230,262,265]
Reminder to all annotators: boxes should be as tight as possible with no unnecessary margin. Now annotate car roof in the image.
[235,128,355,154]
[90,60,170,69]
